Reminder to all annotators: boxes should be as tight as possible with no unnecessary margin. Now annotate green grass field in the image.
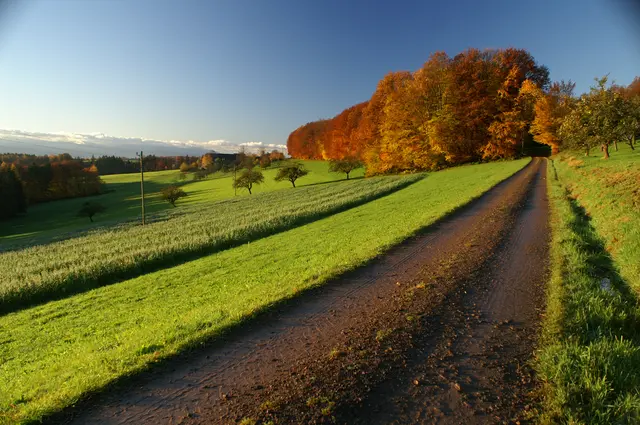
[0,174,418,314]
[0,159,528,424]
[537,145,640,424]
[0,160,364,248]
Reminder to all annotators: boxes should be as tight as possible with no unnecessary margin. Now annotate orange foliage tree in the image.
[287,48,550,174]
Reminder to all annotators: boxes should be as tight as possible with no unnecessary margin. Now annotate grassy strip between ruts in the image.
[0,158,529,424]
[535,157,640,424]
[0,174,419,315]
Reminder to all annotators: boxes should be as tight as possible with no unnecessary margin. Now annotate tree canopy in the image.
[161,185,187,207]
[77,201,106,222]
[274,163,309,188]
[233,169,265,194]
[287,48,550,173]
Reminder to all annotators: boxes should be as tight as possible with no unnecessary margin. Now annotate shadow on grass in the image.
[40,160,535,425]
[537,162,640,423]
[0,179,178,247]
[564,191,640,344]
[1,176,424,317]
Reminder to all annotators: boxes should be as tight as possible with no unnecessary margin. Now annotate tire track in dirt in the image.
[352,159,549,424]
[56,159,548,425]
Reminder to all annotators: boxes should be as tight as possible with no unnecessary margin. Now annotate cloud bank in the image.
[0,129,287,158]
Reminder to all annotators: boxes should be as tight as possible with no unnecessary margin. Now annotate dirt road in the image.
[58,158,549,425]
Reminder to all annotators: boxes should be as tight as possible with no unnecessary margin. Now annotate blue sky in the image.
[0,0,638,156]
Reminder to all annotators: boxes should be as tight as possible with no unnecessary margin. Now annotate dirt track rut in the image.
[58,158,549,425]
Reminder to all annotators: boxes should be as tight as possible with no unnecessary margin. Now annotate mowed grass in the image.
[536,148,640,424]
[0,160,363,248]
[0,174,418,314]
[0,158,529,424]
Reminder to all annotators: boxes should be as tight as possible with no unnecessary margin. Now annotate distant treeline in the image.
[0,160,102,220]
[0,149,287,220]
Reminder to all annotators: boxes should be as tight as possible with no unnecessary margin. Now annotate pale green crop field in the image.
[0,174,416,314]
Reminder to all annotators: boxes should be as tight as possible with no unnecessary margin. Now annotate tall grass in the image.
[0,175,419,314]
[0,159,529,424]
[536,154,640,424]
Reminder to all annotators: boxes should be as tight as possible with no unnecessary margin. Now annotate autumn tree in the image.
[274,163,309,187]
[161,185,187,206]
[526,80,576,154]
[77,201,106,222]
[328,158,363,180]
[628,77,640,98]
[286,47,550,171]
[201,153,215,169]
[259,155,271,168]
[179,162,190,173]
[233,169,264,194]
[269,150,285,161]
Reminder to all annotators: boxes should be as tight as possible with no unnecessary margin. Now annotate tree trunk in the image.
[89,215,94,222]
[346,172,350,180]
[291,180,296,188]
[614,140,618,151]
[602,144,610,159]
[630,135,636,150]
[585,146,590,156]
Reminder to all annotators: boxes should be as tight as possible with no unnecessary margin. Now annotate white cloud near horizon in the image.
[0,129,287,157]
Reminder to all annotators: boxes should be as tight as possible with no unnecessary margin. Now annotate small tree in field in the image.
[233,169,264,194]
[77,201,106,222]
[328,157,363,180]
[192,170,206,181]
[274,163,309,188]
[161,185,187,207]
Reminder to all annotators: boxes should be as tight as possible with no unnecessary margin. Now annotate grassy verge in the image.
[0,174,418,315]
[536,155,640,424]
[0,159,528,424]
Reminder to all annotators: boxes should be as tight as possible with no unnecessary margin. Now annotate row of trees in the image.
[288,48,551,173]
[0,160,104,220]
[555,77,639,158]
[288,48,640,171]
[231,158,362,195]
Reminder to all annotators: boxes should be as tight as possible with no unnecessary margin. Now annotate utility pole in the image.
[137,151,146,225]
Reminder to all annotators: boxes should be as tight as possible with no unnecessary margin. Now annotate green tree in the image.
[274,163,309,188]
[161,185,187,207]
[0,165,26,220]
[77,201,106,222]
[328,157,363,180]
[192,170,206,181]
[233,169,264,194]
[618,95,640,151]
